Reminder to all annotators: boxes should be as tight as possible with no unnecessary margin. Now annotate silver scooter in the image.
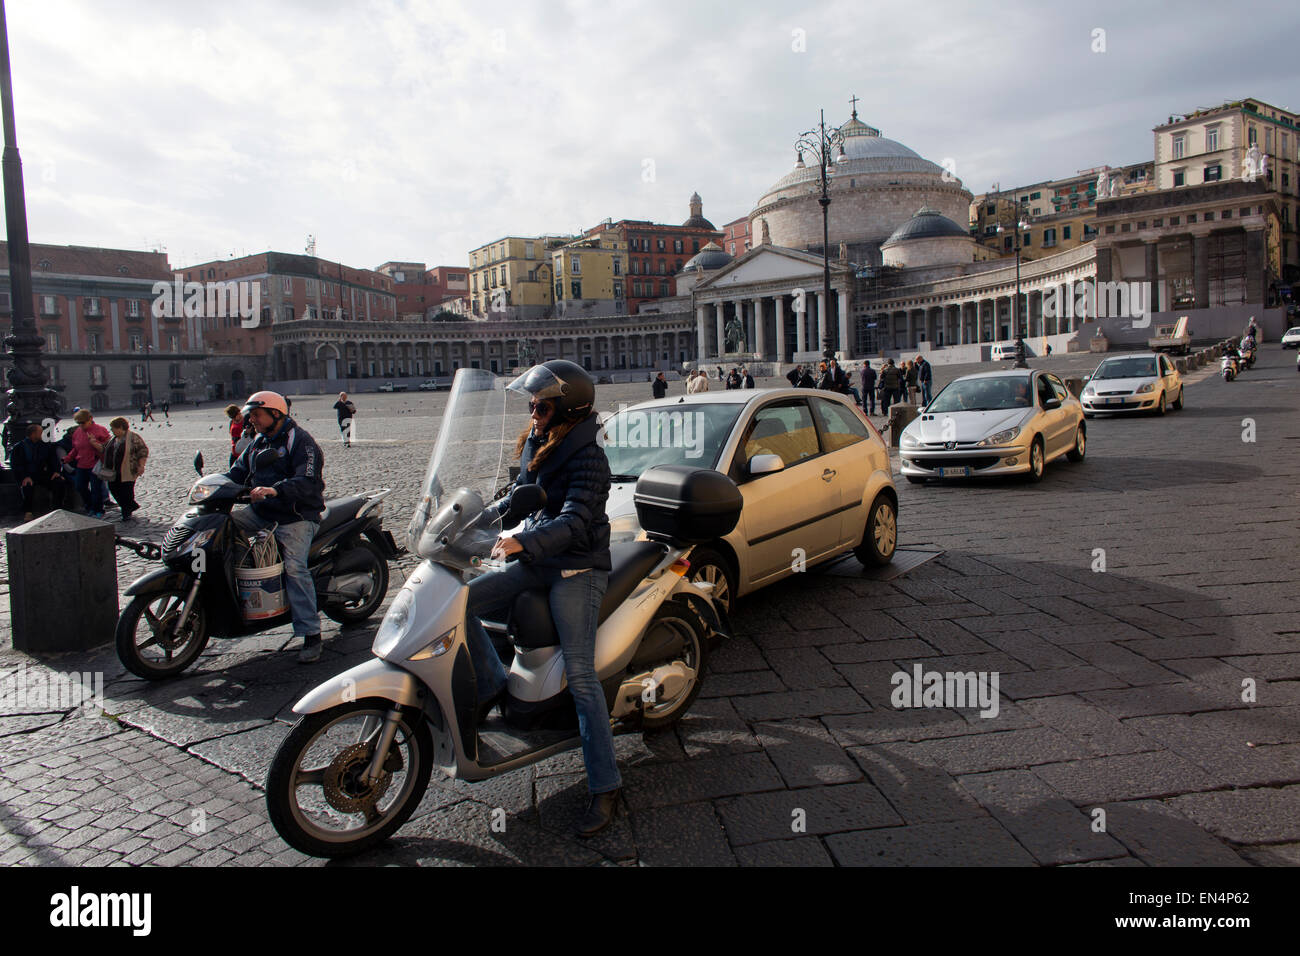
[265,369,740,858]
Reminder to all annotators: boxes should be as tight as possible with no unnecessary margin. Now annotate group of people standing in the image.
[859,356,932,415]
[11,408,149,522]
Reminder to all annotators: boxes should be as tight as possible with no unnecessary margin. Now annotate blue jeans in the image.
[921,380,933,405]
[74,467,105,513]
[466,563,621,794]
[231,508,321,637]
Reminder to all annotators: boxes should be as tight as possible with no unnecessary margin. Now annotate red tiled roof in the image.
[0,242,171,280]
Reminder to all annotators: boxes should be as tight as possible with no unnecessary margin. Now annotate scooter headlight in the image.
[375,588,415,647]
[190,482,217,504]
[408,626,457,662]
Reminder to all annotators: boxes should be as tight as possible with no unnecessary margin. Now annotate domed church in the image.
[685,105,977,363]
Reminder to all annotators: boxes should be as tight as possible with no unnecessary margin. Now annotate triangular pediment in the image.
[695,245,836,290]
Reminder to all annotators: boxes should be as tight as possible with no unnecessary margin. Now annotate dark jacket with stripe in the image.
[506,413,612,571]
[224,417,325,524]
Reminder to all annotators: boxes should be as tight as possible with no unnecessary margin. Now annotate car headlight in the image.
[900,431,921,448]
[376,588,415,647]
[1082,386,1094,396]
[608,514,645,543]
[1136,383,1155,393]
[977,426,1020,447]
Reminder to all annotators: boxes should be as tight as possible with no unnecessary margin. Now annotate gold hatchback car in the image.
[601,388,898,612]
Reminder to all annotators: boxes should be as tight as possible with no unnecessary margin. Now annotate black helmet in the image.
[507,360,595,422]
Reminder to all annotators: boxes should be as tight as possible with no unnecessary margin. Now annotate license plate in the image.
[1107,397,1125,405]
[941,467,971,478]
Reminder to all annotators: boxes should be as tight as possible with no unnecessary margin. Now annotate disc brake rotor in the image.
[321,742,393,814]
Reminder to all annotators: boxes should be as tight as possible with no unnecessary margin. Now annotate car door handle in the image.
[821,468,836,481]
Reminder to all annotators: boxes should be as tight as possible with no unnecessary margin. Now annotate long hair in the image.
[514,419,577,471]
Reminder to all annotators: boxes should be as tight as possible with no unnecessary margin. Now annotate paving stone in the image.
[1166,786,1300,845]
[623,751,784,811]
[821,707,972,747]
[820,638,937,665]
[731,687,869,723]
[674,698,760,759]
[1033,751,1224,804]
[630,802,736,866]
[705,636,768,674]
[825,816,1036,866]
[1124,714,1300,787]
[754,718,863,788]
[849,743,986,824]
[760,648,847,689]
[716,781,901,845]
[956,769,1127,864]
[734,837,834,866]
[1082,683,1246,718]
[1018,695,1160,756]
[910,727,1090,774]
[1095,799,1249,866]
[699,670,786,698]
[1237,843,1300,866]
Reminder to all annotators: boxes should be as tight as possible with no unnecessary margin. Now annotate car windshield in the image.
[927,377,1033,412]
[1095,358,1158,379]
[602,402,743,478]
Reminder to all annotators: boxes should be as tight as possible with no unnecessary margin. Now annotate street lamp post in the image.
[996,195,1032,368]
[1,0,60,457]
[143,342,154,405]
[795,109,848,360]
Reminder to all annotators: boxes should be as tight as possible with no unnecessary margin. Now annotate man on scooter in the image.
[224,391,327,663]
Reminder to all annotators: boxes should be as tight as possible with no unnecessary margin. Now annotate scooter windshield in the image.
[407,368,530,561]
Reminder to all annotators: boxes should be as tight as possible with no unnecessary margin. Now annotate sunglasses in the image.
[528,400,553,415]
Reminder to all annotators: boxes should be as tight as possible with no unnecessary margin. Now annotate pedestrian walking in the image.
[68,409,110,518]
[101,417,149,522]
[725,368,741,390]
[916,355,933,406]
[12,423,66,521]
[860,361,877,414]
[652,372,668,399]
[716,366,723,382]
[161,399,170,419]
[332,391,356,447]
[741,367,755,388]
[905,360,919,404]
[1045,342,1053,357]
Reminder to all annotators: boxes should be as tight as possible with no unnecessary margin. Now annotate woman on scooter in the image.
[465,359,621,837]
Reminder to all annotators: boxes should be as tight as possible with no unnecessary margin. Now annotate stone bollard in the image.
[6,510,118,652]
[887,403,920,448]
[1064,377,1084,397]
[1176,358,1188,373]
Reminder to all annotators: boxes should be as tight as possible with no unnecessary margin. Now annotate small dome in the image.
[882,206,969,245]
[682,241,732,272]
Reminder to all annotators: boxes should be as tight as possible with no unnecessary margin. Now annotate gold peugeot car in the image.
[600,388,898,612]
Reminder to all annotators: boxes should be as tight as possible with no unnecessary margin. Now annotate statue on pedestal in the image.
[724,317,745,353]
[760,218,771,245]
[1095,168,1110,199]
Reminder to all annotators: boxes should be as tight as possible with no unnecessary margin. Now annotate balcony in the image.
[90,381,109,390]
[83,309,104,321]
[39,303,61,317]
[124,309,145,323]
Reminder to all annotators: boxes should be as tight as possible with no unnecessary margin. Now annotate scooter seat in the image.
[317,495,365,536]
[505,541,669,650]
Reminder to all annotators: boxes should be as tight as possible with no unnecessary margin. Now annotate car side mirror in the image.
[193,451,204,475]
[502,483,547,526]
[1043,399,1061,410]
[748,453,785,476]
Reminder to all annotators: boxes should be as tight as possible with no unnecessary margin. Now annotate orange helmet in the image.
[241,390,289,419]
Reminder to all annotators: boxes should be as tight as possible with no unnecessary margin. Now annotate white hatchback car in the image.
[899,370,1085,483]
[1081,352,1183,417]
[1281,326,1300,348]
[600,389,898,612]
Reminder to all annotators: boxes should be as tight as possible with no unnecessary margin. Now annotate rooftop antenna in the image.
[306,234,317,256]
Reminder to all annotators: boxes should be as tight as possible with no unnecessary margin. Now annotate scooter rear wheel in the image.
[321,540,390,625]
[115,589,210,680]
[266,700,433,858]
[639,601,709,731]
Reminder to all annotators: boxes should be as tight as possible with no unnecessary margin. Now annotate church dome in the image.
[682,191,717,230]
[682,241,731,272]
[882,206,969,246]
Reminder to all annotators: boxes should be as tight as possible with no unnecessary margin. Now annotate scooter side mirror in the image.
[502,484,547,527]
[194,451,204,475]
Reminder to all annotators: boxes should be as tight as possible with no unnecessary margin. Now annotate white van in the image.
[990,343,1019,362]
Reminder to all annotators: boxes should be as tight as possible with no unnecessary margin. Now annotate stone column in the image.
[795,293,807,354]
[1192,234,1209,310]
[752,297,766,359]
[1144,241,1161,314]
[714,302,724,357]
[776,296,787,362]
[838,288,850,356]
[696,305,707,358]
[816,292,827,355]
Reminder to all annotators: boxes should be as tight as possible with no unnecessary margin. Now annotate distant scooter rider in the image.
[224,391,327,663]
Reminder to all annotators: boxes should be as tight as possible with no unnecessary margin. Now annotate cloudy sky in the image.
[4,0,1297,272]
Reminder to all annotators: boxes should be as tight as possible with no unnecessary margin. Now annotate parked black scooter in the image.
[115,451,401,679]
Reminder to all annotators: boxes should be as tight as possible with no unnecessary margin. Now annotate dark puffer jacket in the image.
[506,413,612,571]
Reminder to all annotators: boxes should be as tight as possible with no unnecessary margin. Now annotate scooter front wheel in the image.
[115,589,210,680]
[266,699,433,858]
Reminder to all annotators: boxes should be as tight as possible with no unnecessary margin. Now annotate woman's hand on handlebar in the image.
[491,536,523,561]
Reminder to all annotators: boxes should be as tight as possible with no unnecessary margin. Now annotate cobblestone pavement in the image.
[2,349,1298,866]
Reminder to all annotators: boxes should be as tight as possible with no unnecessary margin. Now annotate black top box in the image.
[633,465,742,544]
